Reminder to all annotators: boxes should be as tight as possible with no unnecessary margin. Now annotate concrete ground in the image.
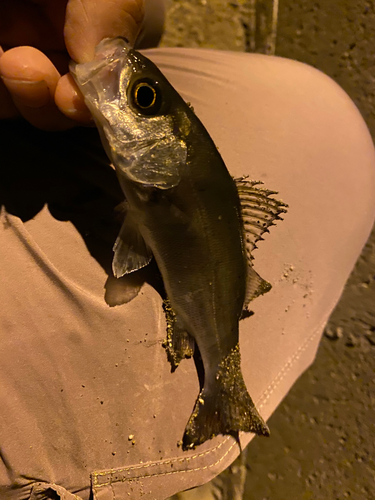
[161,1,375,498]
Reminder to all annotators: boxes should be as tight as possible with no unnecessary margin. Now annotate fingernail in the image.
[1,77,50,108]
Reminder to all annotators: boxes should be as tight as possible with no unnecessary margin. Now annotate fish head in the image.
[70,38,189,189]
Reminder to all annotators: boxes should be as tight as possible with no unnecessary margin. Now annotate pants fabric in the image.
[1,23,375,500]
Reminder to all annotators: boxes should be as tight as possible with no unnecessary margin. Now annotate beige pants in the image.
[0,48,374,500]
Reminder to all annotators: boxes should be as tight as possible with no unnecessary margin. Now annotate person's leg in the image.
[1,49,374,500]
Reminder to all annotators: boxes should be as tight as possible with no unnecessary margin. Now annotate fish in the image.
[70,38,287,450]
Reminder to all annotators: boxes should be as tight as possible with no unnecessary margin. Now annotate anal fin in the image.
[163,299,195,372]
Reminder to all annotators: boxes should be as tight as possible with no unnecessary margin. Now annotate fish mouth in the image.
[70,37,137,157]
[69,37,131,121]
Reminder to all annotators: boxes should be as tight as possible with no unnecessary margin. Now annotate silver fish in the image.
[70,38,287,450]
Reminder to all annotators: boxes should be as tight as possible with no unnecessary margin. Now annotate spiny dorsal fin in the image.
[235,177,288,258]
[235,177,287,307]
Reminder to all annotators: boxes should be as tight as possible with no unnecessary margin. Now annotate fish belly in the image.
[140,174,246,368]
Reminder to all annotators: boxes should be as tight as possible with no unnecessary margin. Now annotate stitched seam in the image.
[92,437,230,483]
[257,318,325,409]
[93,320,324,487]
[93,440,238,487]
[110,482,116,500]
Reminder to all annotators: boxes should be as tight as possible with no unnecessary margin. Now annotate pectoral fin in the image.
[112,212,153,278]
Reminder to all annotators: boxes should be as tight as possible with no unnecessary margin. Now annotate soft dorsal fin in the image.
[235,177,288,306]
[244,265,272,306]
[112,209,153,278]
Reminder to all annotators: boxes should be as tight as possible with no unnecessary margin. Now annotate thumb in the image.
[64,0,145,63]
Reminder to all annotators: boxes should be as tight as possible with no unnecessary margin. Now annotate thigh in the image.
[1,49,374,500]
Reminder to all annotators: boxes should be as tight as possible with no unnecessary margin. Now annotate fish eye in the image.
[130,80,162,115]
[135,83,156,108]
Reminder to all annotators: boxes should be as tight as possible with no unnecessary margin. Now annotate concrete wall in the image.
[161,0,278,53]
[161,1,375,498]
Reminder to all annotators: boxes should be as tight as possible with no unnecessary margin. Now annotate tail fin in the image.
[182,344,269,451]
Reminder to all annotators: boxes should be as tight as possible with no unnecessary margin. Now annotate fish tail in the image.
[182,344,269,451]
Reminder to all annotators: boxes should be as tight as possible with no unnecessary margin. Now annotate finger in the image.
[0,77,20,119]
[55,73,92,123]
[0,46,75,130]
[0,46,19,119]
[0,46,60,106]
[65,0,145,63]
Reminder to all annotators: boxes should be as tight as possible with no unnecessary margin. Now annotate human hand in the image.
[0,0,144,130]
